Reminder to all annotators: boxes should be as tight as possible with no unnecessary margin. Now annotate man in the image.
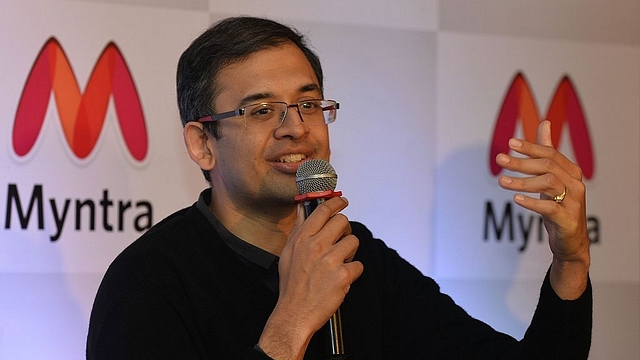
[87,16,592,359]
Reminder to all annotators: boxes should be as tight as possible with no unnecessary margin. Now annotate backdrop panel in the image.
[0,0,638,359]
[434,31,639,282]
[0,0,208,358]
[440,0,640,45]
[434,27,639,360]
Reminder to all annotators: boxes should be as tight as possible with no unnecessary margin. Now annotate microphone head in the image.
[296,159,338,194]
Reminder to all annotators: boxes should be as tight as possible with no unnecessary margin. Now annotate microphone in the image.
[294,159,346,359]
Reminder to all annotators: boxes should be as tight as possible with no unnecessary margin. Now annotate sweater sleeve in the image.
[519,268,593,359]
[350,222,593,359]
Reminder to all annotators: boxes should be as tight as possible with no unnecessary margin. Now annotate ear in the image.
[183,122,216,173]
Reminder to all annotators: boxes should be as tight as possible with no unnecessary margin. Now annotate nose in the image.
[274,104,309,139]
[285,104,306,123]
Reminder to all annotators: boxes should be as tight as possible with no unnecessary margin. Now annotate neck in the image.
[209,190,297,256]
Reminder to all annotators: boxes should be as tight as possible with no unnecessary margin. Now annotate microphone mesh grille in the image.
[296,159,337,194]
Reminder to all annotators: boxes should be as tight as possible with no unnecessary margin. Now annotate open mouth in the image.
[276,154,307,163]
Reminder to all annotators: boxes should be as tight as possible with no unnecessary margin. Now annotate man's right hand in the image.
[258,196,364,360]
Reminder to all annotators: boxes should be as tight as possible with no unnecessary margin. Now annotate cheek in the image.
[218,131,270,166]
[314,128,331,158]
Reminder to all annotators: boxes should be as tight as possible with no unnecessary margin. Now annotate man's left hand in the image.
[496,120,590,300]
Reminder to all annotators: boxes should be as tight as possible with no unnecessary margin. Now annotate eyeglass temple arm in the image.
[197,109,244,123]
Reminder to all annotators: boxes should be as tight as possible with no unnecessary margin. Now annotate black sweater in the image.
[87,200,592,359]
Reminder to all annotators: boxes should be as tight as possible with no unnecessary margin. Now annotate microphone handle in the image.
[327,308,346,359]
[301,197,346,359]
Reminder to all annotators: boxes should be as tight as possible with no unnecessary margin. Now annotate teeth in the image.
[278,154,307,163]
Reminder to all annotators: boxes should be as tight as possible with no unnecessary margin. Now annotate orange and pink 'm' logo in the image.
[12,37,147,161]
[490,72,594,179]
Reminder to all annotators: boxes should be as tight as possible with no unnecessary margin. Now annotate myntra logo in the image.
[12,37,147,161]
[489,72,594,179]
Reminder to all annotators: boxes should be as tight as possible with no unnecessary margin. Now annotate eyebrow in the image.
[238,93,272,107]
[299,83,321,94]
[237,83,322,107]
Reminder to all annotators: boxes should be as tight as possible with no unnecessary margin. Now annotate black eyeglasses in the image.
[197,99,339,129]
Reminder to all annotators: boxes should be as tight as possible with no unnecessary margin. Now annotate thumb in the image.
[294,203,306,228]
[537,120,553,202]
[537,120,554,147]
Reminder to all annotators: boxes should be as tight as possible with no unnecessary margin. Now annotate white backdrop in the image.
[0,0,638,359]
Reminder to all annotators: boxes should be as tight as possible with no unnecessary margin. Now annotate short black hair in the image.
[176,16,324,182]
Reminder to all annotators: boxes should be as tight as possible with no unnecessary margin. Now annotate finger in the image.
[343,260,364,284]
[322,213,353,239]
[327,234,360,263]
[294,203,306,228]
[534,121,568,201]
[328,260,364,298]
[314,197,349,219]
[537,120,553,147]
[303,213,353,255]
[496,152,571,191]
[507,138,561,165]
[298,197,349,235]
[512,193,571,219]
[286,201,352,260]
[498,173,566,200]
[333,256,364,289]
[498,141,582,181]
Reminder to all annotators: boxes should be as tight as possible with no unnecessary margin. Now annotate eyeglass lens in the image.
[244,100,337,128]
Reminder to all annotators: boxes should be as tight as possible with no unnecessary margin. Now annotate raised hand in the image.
[495,120,590,299]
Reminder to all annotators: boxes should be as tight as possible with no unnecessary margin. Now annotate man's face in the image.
[208,43,331,211]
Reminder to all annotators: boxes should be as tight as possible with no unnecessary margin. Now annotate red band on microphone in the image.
[294,190,342,203]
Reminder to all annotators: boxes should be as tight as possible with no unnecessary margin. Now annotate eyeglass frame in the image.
[196,99,339,128]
